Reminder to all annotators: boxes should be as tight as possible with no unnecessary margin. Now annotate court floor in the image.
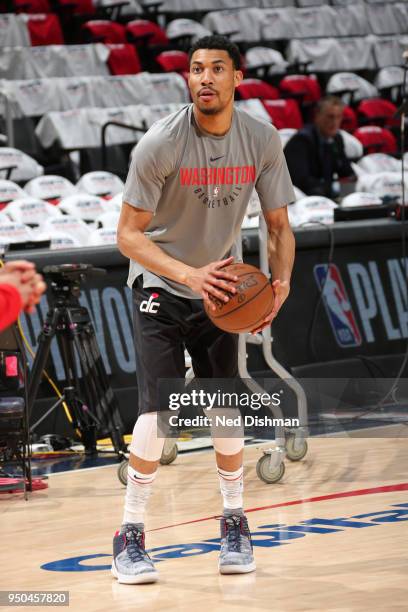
[1,426,407,612]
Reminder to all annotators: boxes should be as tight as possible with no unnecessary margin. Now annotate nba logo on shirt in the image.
[314,264,362,347]
[140,293,160,314]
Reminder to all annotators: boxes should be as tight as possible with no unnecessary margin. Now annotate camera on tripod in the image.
[28,263,126,457]
[43,263,105,304]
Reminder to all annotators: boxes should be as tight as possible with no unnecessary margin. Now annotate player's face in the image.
[188,49,242,115]
[315,104,344,138]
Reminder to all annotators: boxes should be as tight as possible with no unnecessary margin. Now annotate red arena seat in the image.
[82,21,126,44]
[126,20,168,47]
[156,50,189,74]
[13,0,51,13]
[262,99,303,130]
[353,126,397,155]
[26,14,64,45]
[57,0,95,16]
[107,44,141,75]
[357,98,399,129]
[236,79,279,101]
[279,75,322,104]
[341,105,358,133]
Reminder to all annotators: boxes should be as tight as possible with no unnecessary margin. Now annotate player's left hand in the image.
[250,279,290,335]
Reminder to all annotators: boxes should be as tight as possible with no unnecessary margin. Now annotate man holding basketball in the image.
[114,35,295,584]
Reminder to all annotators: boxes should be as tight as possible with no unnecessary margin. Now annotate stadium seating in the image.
[356,98,399,129]
[24,175,77,204]
[156,50,189,74]
[82,20,126,44]
[0,0,407,248]
[353,126,398,156]
[5,197,62,226]
[262,99,303,130]
[0,180,27,210]
[236,79,279,101]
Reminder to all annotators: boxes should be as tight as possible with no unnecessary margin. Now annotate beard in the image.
[196,99,223,115]
[198,105,221,115]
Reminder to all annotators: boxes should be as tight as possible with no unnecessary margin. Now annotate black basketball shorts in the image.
[132,276,239,415]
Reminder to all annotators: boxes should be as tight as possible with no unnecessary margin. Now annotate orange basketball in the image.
[204,263,274,333]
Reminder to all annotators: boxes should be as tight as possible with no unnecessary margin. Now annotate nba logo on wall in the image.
[314,264,362,347]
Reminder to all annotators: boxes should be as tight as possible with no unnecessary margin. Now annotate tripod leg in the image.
[28,308,61,417]
[82,325,127,454]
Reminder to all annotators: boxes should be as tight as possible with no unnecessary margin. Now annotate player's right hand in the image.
[185,256,239,311]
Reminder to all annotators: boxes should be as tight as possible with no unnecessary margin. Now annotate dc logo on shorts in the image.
[314,264,362,347]
[140,293,160,314]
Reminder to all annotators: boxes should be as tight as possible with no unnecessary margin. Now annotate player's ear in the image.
[234,70,243,88]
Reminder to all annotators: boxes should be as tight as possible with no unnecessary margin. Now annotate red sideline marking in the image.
[147,482,408,533]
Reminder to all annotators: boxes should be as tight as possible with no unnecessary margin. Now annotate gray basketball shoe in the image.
[112,523,158,584]
[219,514,256,574]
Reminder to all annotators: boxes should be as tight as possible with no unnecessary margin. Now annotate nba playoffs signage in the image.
[314,259,407,348]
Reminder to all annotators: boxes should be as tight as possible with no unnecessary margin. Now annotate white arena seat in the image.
[339,130,364,161]
[0,180,27,209]
[356,172,408,204]
[0,148,44,183]
[96,211,120,228]
[166,19,211,42]
[294,186,307,201]
[0,44,111,80]
[245,47,289,76]
[375,66,408,102]
[24,175,77,204]
[34,230,82,250]
[0,221,33,247]
[35,103,186,151]
[160,0,249,12]
[371,37,406,70]
[293,7,335,38]
[341,192,383,207]
[202,8,263,43]
[39,215,92,245]
[279,128,297,149]
[87,228,117,245]
[235,99,271,123]
[76,171,125,198]
[356,153,401,175]
[288,37,375,72]
[58,193,108,222]
[255,0,295,6]
[288,196,337,227]
[326,72,378,103]
[0,14,30,47]
[5,197,62,226]
[259,8,296,41]
[366,3,403,36]
[0,74,189,120]
[109,192,123,208]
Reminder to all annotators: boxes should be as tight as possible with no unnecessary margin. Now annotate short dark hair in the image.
[188,35,241,71]
[316,95,344,114]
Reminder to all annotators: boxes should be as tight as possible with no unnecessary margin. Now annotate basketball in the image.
[204,263,274,333]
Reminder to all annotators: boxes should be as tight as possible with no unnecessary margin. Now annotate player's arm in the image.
[117,203,238,309]
[251,126,296,333]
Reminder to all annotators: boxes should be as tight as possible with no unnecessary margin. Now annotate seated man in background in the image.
[0,260,46,331]
[284,95,354,199]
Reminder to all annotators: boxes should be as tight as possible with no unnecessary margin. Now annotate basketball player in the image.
[113,35,296,584]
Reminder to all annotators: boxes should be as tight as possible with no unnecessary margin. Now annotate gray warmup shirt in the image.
[123,103,295,299]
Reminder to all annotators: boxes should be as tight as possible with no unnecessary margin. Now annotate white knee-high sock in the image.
[217,466,244,511]
[122,412,165,526]
[122,465,157,525]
